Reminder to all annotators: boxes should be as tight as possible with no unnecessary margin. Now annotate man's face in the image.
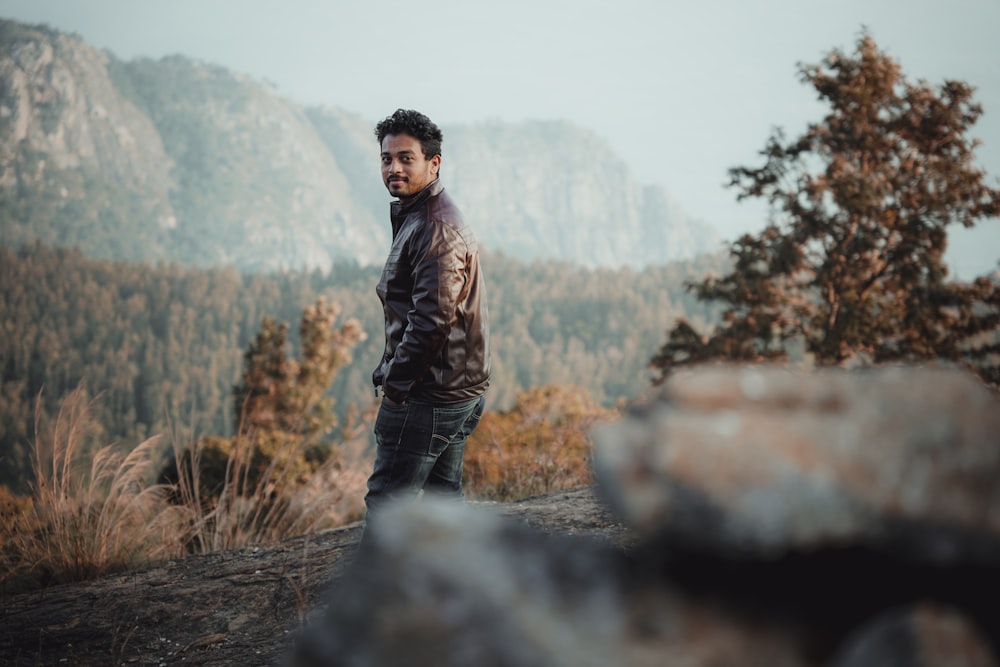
[380,133,440,199]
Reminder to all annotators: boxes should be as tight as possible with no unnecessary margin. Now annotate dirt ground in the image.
[0,487,628,666]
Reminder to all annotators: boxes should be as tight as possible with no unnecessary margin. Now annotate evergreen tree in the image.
[233,316,295,435]
[651,32,1000,384]
[163,299,366,507]
[232,298,365,438]
[291,298,366,438]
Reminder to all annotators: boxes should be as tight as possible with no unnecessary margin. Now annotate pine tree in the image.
[651,31,1000,385]
[233,298,366,437]
[165,299,367,505]
[233,316,295,434]
[287,297,366,438]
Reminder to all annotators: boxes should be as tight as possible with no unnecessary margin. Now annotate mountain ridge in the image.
[0,18,721,271]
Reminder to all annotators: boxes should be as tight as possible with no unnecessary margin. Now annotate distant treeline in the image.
[0,242,725,492]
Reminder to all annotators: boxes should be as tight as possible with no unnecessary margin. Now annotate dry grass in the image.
[0,387,187,590]
[465,436,595,502]
[0,387,375,592]
[171,426,372,555]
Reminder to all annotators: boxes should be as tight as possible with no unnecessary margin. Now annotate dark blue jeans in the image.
[364,394,485,521]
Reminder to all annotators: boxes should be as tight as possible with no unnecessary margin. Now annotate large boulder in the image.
[591,364,1000,564]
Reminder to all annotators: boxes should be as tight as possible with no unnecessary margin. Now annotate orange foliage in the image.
[464,385,618,501]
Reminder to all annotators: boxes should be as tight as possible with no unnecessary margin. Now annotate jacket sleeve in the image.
[382,221,467,402]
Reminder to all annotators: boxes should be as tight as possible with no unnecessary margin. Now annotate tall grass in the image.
[0,387,187,590]
[169,424,371,555]
[0,387,374,592]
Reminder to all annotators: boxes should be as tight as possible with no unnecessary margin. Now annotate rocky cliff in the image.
[0,19,720,271]
[0,21,176,259]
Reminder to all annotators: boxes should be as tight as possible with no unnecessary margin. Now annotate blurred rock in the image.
[291,498,628,667]
[590,364,1000,564]
[830,604,998,667]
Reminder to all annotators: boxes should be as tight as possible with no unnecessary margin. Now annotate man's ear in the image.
[431,154,442,176]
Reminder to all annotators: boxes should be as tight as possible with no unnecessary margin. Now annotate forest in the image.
[0,242,726,493]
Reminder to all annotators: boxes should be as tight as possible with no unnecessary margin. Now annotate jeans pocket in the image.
[428,432,451,457]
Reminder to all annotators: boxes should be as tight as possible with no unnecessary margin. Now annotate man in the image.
[364,109,491,525]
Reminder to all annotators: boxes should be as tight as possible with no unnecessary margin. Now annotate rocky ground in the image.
[0,487,626,666]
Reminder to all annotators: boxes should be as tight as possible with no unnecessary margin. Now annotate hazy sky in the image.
[2,0,998,276]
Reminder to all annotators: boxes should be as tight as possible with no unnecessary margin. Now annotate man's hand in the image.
[382,393,406,406]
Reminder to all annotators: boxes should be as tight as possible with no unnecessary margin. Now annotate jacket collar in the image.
[390,179,443,226]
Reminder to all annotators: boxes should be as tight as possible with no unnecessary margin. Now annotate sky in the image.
[2,0,998,277]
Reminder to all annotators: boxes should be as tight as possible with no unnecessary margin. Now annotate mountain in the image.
[0,19,720,271]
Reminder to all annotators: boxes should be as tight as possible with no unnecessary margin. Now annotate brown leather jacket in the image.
[372,180,491,404]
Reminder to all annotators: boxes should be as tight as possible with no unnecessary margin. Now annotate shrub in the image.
[464,385,618,501]
[167,425,372,555]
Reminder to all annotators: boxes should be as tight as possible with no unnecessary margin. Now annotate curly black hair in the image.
[374,109,443,159]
